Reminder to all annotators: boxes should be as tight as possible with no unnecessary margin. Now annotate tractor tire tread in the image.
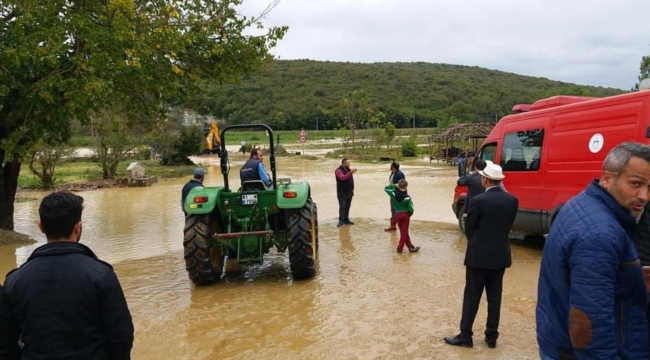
[287,198,319,279]
[183,214,223,285]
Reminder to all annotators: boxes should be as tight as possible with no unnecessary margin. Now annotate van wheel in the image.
[523,234,546,246]
[458,204,466,234]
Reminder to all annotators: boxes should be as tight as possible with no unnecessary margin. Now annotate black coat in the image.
[0,242,134,360]
[390,170,405,184]
[634,203,650,266]
[457,172,484,213]
[464,187,519,270]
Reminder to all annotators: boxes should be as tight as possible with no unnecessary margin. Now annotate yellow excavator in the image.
[203,121,221,155]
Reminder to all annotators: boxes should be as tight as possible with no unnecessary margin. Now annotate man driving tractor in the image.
[240,148,273,190]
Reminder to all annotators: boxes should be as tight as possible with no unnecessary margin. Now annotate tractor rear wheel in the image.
[183,214,225,285]
[287,198,319,279]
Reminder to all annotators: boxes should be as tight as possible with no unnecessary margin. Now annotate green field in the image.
[70,127,438,148]
[18,159,196,189]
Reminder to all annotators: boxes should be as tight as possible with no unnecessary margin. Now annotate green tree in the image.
[27,141,74,189]
[92,108,138,180]
[161,126,204,165]
[272,110,287,129]
[633,55,650,91]
[437,113,461,129]
[341,90,383,152]
[384,122,397,151]
[0,0,287,230]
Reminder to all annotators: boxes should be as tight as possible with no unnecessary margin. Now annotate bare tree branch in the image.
[255,0,281,21]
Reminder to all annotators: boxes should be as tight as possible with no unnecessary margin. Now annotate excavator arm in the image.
[204,121,221,155]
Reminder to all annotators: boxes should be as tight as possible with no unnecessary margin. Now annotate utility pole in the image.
[316,116,319,131]
[412,114,415,128]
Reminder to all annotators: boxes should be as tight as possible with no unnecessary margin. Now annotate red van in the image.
[451,89,650,239]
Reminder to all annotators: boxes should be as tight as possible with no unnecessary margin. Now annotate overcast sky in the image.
[238,0,650,90]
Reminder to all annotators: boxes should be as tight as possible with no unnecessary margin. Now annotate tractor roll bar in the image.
[219,124,276,192]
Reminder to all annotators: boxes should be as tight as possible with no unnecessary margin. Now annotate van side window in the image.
[471,142,497,170]
[500,129,544,171]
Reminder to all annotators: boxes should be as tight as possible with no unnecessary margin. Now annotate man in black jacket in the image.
[0,192,134,360]
[335,158,357,227]
[456,159,487,214]
[444,162,518,349]
[181,167,205,212]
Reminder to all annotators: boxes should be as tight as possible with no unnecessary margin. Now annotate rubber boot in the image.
[384,217,397,231]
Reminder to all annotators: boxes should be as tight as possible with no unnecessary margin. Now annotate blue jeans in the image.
[539,350,557,360]
[540,349,622,360]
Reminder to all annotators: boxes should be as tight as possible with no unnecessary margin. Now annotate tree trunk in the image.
[0,150,21,231]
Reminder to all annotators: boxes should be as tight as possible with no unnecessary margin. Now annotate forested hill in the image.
[181,60,625,130]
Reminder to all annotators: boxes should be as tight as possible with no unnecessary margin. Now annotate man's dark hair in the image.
[341,157,349,165]
[391,162,400,170]
[603,142,650,173]
[39,192,84,240]
[250,148,261,158]
[474,159,487,171]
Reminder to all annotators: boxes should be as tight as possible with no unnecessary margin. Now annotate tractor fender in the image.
[276,181,310,209]
[184,186,223,215]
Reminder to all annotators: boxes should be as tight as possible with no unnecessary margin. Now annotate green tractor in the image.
[182,124,319,285]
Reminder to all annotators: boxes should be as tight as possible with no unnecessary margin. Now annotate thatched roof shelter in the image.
[431,122,495,142]
[427,122,496,164]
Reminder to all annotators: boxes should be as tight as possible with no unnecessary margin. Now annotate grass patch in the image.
[18,159,196,189]
[67,128,439,153]
[218,127,438,145]
[69,136,96,147]
[325,148,412,162]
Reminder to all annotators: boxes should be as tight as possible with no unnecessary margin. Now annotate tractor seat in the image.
[240,180,268,191]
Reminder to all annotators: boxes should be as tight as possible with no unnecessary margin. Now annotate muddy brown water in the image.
[3,156,542,359]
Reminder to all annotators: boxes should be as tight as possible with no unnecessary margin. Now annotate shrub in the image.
[137,147,152,161]
[400,136,419,157]
[161,126,204,165]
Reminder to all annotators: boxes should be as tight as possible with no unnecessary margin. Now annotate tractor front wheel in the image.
[287,198,319,279]
[183,214,225,285]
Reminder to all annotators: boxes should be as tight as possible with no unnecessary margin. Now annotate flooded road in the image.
[4,156,542,359]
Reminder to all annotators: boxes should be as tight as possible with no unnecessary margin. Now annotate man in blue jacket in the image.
[537,142,650,360]
[240,148,273,190]
[0,192,134,360]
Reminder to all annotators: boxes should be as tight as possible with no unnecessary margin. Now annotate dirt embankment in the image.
[52,179,129,192]
[0,229,37,246]
[16,179,130,197]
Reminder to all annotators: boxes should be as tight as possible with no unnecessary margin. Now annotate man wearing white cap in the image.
[445,161,518,349]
